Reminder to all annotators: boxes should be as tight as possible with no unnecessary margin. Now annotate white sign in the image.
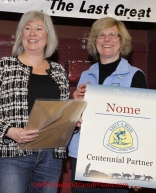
[76,84,156,189]
[0,0,156,22]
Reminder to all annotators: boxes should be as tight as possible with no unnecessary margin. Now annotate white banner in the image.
[0,0,156,23]
[76,84,156,189]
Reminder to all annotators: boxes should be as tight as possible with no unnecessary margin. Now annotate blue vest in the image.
[68,58,141,158]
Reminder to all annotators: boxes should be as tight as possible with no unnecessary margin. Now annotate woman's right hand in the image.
[6,127,39,143]
[73,83,89,99]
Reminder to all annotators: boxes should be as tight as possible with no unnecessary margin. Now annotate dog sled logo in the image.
[103,121,138,153]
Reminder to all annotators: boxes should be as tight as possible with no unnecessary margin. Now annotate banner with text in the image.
[75,84,156,189]
[0,0,156,23]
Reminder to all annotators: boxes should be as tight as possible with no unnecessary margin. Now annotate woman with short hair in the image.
[68,17,146,193]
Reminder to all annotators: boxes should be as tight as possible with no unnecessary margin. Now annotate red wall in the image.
[0,18,156,193]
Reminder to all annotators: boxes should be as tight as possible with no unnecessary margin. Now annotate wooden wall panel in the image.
[0,34,14,57]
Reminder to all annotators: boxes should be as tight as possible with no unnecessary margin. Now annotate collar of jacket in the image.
[88,58,130,77]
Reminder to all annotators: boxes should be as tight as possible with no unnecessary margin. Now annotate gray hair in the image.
[87,17,132,61]
[12,10,58,58]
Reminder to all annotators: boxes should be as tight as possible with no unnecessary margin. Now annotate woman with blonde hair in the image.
[0,10,69,193]
[68,17,146,193]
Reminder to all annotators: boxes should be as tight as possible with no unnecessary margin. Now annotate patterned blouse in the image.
[0,56,69,157]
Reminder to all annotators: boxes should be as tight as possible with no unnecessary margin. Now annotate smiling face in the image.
[22,19,48,56]
[96,25,121,64]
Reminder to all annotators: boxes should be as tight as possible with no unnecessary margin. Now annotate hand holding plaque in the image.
[19,99,87,150]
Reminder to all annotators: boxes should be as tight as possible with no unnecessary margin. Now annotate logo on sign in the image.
[103,120,138,153]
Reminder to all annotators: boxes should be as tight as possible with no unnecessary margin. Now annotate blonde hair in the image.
[87,17,132,61]
[12,10,58,58]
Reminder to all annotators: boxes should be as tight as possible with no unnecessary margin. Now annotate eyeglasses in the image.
[96,32,121,39]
